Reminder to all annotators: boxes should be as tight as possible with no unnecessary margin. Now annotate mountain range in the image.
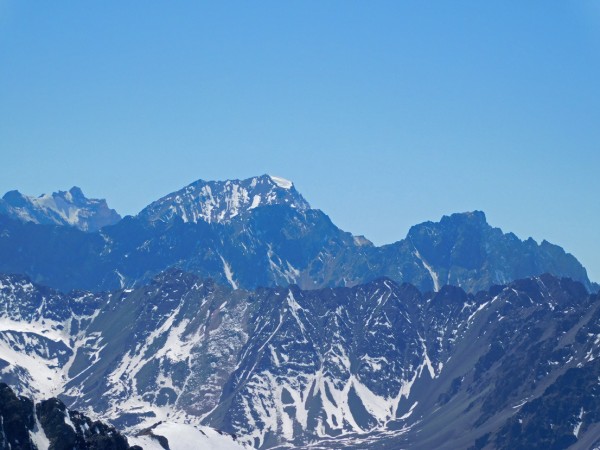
[0,174,598,449]
[0,175,594,294]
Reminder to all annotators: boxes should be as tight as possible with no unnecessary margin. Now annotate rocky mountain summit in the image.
[401,210,591,292]
[139,174,310,224]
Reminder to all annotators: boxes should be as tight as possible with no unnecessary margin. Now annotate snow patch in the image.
[249,195,261,209]
[128,422,246,450]
[414,249,440,292]
[219,255,238,289]
[29,407,51,450]
[398,401,418,420]
[63,409,76,432]
[574,407,584,437]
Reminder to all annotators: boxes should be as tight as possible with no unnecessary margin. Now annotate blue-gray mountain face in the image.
[0,175,593,293]
[1,271,599,449]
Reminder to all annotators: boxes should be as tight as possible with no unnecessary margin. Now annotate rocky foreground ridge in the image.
[0,270,599,449]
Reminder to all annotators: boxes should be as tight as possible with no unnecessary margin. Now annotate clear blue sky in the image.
[1,2,599,281]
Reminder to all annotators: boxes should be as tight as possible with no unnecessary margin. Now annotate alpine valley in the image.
[0,175,598,450]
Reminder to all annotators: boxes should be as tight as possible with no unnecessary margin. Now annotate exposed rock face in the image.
[0,383,137,450]
[0,383,35,450]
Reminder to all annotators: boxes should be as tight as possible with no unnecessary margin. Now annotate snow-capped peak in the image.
[269,175,293,189]
[0,187,121,232]
[138,174,310,225]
